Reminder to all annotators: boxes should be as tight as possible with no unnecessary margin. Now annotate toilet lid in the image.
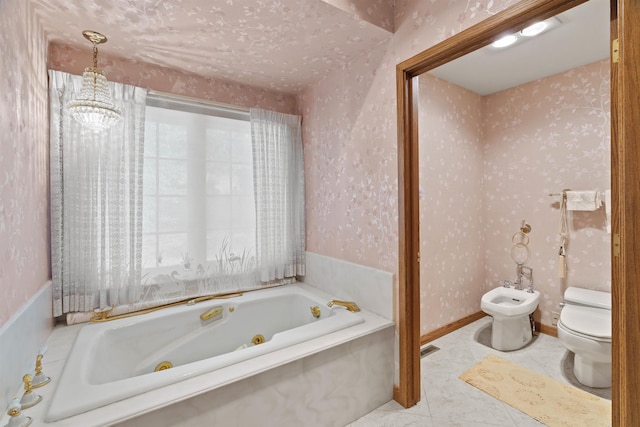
[559,305,611,340]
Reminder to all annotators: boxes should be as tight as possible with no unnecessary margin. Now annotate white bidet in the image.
[481,286,540,351]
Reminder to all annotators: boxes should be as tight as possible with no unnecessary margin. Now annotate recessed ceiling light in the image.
[521,21,549,37]
[491,34,519,48]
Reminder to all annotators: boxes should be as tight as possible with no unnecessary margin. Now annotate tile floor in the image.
[348,316,611,426]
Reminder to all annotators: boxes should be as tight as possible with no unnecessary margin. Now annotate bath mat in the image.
[459,355,611,427]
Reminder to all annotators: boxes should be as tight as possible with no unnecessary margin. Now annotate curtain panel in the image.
[49,70,147,317]
[250,109,306,284]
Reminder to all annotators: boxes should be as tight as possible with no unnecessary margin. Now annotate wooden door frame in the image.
[395,0,640,422]
[611,0,640,424]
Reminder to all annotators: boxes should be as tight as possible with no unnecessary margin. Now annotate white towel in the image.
[565,191,602,211]
[605,189,612,233]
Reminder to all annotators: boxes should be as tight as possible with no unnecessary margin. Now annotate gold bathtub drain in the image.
[155,361,173,372]
[251,334,265,345]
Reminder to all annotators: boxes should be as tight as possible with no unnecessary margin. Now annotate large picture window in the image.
[142,104,255,273]
[50,70,305,318]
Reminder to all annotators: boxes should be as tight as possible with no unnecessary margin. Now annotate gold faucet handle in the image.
[7,399,22,417]
[20,374,42,409]
[22,375,33,393]
[34,354,43,375]
[9,397,34,425]
[32,354,51,388]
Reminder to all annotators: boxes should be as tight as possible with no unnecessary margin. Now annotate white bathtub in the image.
[46,285,364,422]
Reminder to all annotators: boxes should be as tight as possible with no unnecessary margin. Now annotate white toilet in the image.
[557,287,611,388]
[481,285,541,351]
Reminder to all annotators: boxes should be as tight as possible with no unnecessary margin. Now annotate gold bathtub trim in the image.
[200,307,223,321]
[310,306,321,318]
[154,361,173,372]
[327,299,361,312]
[251,334,265,345]
[89,292,243,322]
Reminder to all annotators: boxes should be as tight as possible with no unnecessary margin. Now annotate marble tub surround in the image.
[302,251,394,320]
[116,327,394,427]
[0,281,54,411]
[0,283,394,427]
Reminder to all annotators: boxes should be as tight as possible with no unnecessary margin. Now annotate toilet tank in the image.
[564,287,611,310]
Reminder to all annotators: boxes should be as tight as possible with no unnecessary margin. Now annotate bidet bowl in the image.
[481,286,540,319]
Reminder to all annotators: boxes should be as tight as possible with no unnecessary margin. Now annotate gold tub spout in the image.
[327,300,360,312]
[200,307,223,321]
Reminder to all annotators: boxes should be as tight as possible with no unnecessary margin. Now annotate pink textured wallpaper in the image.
[321,0,394,32]
[301,0,521,274]
[300,0,520,304]
[418,74,485,335]
[0,0,50,328]
[48,43,298,115]
[482,59,611,327]
[300,42,398,271]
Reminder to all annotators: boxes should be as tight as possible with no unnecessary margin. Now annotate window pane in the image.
[231,130,252,163]
[158,123,187,159]
[144,122,157,157]
[141,234,158,269]
[231,163,253,195]
[232,196,255,229]
[207,196,231,230]
[158,196,187,232]
[143,160,157,196]
[158,159,187,195]
[142,196,157,233]
[206,162,231,195]
[157,233,188,267]
[206,231,230,261]
[206,129,231,162]
[230,231,256,255]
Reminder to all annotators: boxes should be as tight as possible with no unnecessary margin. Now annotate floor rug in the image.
[459,354,611,427]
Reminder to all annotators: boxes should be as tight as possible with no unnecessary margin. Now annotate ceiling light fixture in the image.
[490,17,561,50]
[67,30,121,132]
[520,21,549,37]
[491,34,519,48]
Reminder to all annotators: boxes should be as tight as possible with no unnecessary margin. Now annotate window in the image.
[50,70,305,316]
[142,97,255,278]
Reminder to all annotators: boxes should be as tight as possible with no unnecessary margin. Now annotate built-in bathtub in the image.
[46,285,363,421]
[28,283,393,426]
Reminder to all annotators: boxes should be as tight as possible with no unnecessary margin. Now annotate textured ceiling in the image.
[30,0,394,94]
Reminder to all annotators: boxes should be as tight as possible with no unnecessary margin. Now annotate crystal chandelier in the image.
[68,30,121,131]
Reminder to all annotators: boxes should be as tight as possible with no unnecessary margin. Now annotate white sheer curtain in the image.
[250,109,305,284]
[49,70,147,317]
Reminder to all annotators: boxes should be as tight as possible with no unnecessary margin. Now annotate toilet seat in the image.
[559,305,611,343]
